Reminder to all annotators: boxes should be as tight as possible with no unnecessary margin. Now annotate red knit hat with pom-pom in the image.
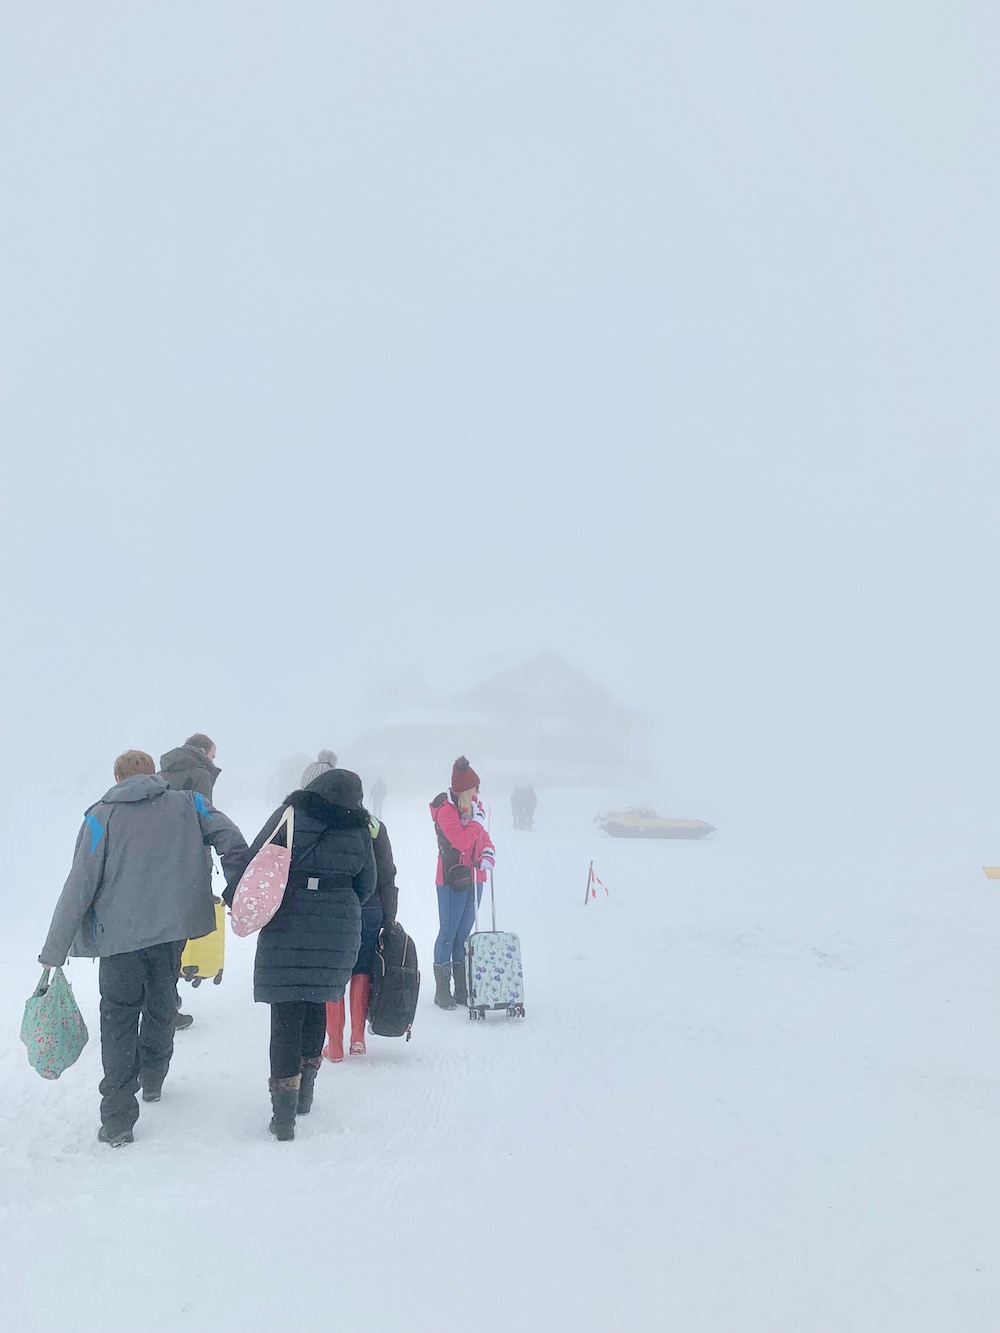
[451,756,481,793]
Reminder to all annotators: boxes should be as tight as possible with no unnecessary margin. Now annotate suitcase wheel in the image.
[191,977,202,988]
[181,966,197,981]
[213,969,223,985]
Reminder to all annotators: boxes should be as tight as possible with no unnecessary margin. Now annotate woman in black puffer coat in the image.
[226,768,376,1140]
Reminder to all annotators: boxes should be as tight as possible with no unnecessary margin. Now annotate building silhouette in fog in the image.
[348,652,651,792]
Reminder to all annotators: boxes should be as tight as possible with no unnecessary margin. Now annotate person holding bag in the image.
[38,750,248,1147]
[225,768,376,1141]
[429,756,496,1009]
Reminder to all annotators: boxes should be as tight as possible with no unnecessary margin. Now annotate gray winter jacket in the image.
[39,775,248,967]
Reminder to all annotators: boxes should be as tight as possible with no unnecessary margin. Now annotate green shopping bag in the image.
[20,967,89,1079]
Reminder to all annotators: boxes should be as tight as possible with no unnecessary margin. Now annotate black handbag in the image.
[445,863,474,891]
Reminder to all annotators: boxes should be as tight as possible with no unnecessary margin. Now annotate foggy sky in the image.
[2,3,997,842]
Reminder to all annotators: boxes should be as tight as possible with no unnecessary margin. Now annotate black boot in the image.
[97,1125,134,1148]
[452,960,468,1007]
[434,963,456,1009]
[297,1056,322,1115]
[140,1069,165,1103]
[268,1074,300,1140]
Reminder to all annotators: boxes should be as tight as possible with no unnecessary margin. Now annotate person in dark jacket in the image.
[323,812,399,1061]
[522,784,537,830]
[225,768,376,1141]
[511,786,523,829]
[158,733,221,1030]
[38,750,248,1147]
[159,734,220,800]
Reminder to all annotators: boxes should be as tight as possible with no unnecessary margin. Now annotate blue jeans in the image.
[434,884,482,966]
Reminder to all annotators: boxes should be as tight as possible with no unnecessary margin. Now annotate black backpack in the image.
[368,921,420,1040]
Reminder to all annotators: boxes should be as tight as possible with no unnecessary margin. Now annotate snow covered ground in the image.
[2,789,998,1332]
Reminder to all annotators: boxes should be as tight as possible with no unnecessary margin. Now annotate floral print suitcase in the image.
[465,930,525,1019]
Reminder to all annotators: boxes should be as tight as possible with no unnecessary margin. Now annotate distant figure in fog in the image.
[370,776,387,820]
[301,749,337,787]
[38,750,247,1148]
[522,784,537,830]
[511,784,537,830]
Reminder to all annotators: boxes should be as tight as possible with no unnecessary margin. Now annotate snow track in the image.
[2,791,998,1331]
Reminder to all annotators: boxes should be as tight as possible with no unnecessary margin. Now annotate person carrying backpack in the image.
[430,756,496,1009]
[322,811,398,1060]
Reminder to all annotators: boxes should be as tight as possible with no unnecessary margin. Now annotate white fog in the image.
[2,4,998,1331]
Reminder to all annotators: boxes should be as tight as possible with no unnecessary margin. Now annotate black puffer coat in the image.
[227,790,377,1005]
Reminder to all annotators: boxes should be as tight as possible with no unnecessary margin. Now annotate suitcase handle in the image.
[472,867,498,934]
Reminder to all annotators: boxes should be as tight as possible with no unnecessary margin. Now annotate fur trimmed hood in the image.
[284,788,371,830]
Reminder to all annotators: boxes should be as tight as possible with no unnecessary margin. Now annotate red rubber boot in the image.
[323,999,345,1062]
[349,974,371,1055]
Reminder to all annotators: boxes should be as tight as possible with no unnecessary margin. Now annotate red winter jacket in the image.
[431,791,496,886]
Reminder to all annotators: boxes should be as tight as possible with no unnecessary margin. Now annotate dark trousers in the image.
[353,901,385,977]
[269,1001,327,1080]
[98,940,184,1135]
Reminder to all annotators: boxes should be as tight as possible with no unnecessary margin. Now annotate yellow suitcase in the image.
[984,867,1000,880]
[180,898,226,986]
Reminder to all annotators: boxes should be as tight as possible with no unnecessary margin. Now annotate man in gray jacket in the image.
[39,749,248,1147]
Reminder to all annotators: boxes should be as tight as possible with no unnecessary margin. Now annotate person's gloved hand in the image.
[471,803,487,826]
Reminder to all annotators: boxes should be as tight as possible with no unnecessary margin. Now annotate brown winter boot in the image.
[297,1057,322,1115]
[268,1074,300,1141]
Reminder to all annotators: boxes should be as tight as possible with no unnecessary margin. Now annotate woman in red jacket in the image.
[430,756,495,1009]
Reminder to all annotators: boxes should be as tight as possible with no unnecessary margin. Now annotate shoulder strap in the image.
[261,805,295,852]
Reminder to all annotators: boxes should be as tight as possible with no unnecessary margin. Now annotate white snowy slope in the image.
[1,790,998,1333]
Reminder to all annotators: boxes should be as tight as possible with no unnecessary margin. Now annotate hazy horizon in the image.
[2,3,997,859]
